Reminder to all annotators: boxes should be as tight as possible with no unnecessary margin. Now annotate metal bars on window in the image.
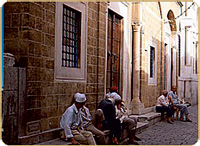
[62,5,81,68]
[150,46,155,78]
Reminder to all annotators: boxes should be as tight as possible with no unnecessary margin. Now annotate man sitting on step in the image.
[156,90,174,124]
[60,93,96,145]
[168,86,192,122]
[114,92,141,145]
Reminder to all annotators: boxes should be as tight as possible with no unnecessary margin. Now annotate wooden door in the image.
[106,10,122,93]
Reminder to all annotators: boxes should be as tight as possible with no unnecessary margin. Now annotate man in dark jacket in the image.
[98,92,121,144]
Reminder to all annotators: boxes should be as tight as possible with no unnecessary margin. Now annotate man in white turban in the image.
[60,93,96,145]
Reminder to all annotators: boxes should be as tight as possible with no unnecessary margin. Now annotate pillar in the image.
[131,23,144,114]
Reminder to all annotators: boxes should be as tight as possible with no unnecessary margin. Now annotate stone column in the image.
[131,2,144,114]
[131,24,144,114]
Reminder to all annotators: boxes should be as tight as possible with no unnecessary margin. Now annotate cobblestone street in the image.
[137,105,198,145]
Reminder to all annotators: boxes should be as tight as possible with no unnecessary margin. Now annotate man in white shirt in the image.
[156,90,174,124]
[60,93,96,145]
[78,94,106,144]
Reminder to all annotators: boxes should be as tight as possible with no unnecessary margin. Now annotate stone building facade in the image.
[3,2,198,144]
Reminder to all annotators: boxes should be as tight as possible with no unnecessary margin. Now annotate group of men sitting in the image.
[60,85,192,145]
[60,87,141,145]
[156,85,192,124]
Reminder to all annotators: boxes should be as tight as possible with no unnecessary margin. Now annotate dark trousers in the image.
[156,106,174,118]
[103,119,121,141]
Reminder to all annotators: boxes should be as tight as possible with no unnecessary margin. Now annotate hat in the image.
[110,87,118,92]
[110,92,121,102]
[74,93,86,103]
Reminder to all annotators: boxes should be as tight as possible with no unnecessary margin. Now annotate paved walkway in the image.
[137,105,198,145]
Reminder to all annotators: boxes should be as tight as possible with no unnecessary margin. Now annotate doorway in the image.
[106,10,122,93]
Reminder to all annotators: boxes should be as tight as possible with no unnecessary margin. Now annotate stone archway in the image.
[167,10,177,31]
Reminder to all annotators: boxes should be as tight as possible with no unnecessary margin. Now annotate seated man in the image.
[60,93,96,145]
[168,86,192,122]
[156,90,174,124]
[114,93,141,145]
[105,86,118,99]
[78,94,106,145]
[98,92,121,144]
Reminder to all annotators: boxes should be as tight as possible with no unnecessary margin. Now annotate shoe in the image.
[134,136,142,141]
[186,119,192,122]
[171,118,174,122]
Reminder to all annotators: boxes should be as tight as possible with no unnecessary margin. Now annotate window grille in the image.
[150,46,155,78]
[178,35,181,76]
[62,5,81,68]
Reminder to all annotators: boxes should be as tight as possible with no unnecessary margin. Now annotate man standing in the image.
[60,93,96,145]
[168,86,192,122]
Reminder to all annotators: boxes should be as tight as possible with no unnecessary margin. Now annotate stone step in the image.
[36,121,149,145]
[36,113,160,145]
[36,138,72,145]
[130,112,162,126]
[136,121,149,134]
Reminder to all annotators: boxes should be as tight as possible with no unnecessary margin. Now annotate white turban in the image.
[110,92,121,102]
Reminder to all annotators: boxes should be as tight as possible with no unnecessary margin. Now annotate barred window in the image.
[150,46,155,78]
[62,5,81,68]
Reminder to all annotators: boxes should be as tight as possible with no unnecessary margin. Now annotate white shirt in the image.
[156,95,169,107]
[60,104,83,138]
[115,103,128,123]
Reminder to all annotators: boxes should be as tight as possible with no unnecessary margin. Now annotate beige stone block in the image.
[26,121,40,135]
[40,118,49,131]
[48,107,58,117]
[49,117,59,129]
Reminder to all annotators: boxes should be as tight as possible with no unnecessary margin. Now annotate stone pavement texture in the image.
[137,105,198,145]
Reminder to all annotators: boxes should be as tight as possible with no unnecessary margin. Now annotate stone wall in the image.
[3,53,26,144]
[3,2,107,144]
[87,2,107,113]
[140,2,162,108]
[178,79,198,105]
[140,2,180,108]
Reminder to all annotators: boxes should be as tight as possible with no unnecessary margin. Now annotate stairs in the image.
[36,112,162,145]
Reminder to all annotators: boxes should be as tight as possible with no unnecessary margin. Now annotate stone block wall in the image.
[140,2,162,107]
[3,2,107,144]
[3,53,26,144]
[140,2,180,108]
[87,2,107,113]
